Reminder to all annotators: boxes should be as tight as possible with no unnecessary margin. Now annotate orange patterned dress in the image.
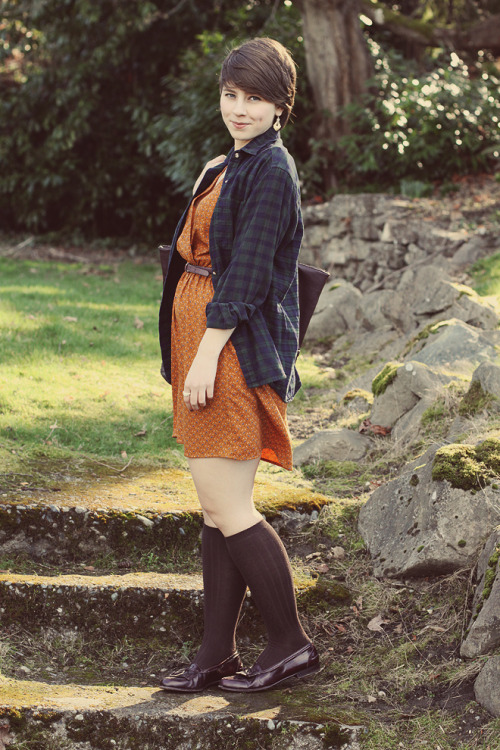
[171,170,292,470]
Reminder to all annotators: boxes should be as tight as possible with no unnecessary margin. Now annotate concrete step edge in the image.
[0,677,362,749]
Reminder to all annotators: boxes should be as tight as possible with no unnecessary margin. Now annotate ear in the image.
[275,105,284,117]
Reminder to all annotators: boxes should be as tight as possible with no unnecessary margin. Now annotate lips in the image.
[231,122,249,129]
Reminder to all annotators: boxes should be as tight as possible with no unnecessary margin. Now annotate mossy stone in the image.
[343,388,373,405]
[459,380,495,417]
[371,362,401,397]
[432,440,500,490]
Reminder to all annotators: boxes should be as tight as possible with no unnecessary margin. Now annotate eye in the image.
[249,95,261,101]
[224,92,235,99]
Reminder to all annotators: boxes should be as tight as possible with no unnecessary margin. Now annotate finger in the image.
[206,384,214,400]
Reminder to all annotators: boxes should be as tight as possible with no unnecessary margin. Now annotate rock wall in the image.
[299,193,495,292]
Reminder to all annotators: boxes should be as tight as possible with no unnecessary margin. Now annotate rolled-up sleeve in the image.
[205,166,298,329]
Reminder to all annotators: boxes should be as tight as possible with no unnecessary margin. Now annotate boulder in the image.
[474,656,500,717]
[410,319,498,375]
[472,362,500,398]
[397,264,452,304]
[358,445,500,578]
[413,280,464,316]
[293,429,372,467]
[370,361,443,430]
[461,526,500,658]
[452,235,494,266]
[304,281,363,343]
[359,290,414,334]
[448,293,499,330]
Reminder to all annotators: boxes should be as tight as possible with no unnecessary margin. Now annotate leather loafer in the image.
[160,652,242,693]
[219,642,320,693]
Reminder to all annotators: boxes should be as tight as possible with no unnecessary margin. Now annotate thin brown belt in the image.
[185,262,214,277]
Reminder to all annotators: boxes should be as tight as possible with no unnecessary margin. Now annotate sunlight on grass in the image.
[0,259,176,467]
[471,250,500,301]
[0,258,321,474]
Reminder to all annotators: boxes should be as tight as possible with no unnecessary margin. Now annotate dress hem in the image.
[173,436,292,471]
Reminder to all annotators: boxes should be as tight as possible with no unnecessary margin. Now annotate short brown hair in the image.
[219,38,297,128]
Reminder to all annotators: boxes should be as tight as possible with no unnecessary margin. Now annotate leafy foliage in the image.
[0,0,236,241]
[0,1,499,241]
[330,42,500,193]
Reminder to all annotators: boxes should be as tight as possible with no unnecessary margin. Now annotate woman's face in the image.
[220,84,283,149]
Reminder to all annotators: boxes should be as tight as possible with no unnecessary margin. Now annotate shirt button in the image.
[234,153,239,158]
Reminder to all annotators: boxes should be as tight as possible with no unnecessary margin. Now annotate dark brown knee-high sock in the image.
[194,524,247,669]
[225,520,310,670]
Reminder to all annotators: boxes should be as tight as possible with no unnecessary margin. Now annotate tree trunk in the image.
[298,0,372,187]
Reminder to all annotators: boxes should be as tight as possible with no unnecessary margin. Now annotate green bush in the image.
[0,0,234,241]
[332,42,500,191]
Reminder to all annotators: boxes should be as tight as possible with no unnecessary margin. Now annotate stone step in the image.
[0,570,322,640]
[0,677,362,749]
[0,468,329,564]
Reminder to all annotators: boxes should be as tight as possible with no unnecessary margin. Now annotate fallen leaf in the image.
[121,451,128,458]
[359,419,391,436]
[334,623,347,632]
[134,430,147,437]
[317,563,329,573]
[63,316,78,322]
[134,316,144,329]
[83,566,95,571]
[355,596,363,611]
[367,614,389,632]
[394,623,404,634]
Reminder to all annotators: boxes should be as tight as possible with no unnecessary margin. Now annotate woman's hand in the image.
[182,327,235,411]
[183,351,218,411]
[192,155,226,195]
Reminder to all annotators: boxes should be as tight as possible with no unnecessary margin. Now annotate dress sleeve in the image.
[205,166,299,329]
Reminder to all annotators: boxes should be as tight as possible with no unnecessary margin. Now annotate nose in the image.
[232,95,247,117]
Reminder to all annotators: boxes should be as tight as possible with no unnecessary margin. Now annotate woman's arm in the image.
[183,326,235,411]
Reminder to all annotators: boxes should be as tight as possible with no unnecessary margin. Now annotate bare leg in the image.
[187,456,262,536]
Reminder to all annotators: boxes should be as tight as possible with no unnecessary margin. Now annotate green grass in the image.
[0,257,325,477]
[0,258,176,467]
[471,250,500,299]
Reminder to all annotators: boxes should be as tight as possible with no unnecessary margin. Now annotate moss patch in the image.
[299,576,351,614]
[458,380,496,417]
[372,362,401,397]
[402,321,443,357]
[432,439,500,490]
[342,388,373,405]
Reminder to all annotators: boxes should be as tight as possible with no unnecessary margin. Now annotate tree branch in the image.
[361,0,500,54]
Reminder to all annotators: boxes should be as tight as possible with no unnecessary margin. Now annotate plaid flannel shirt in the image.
[158,126,302,402]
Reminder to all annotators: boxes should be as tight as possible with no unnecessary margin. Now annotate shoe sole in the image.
[159,678,221,693]
[219,663,322,693]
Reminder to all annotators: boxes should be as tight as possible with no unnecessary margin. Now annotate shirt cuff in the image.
[205,300,256,328]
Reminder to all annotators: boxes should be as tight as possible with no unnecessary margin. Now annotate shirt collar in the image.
[228,126,281,159]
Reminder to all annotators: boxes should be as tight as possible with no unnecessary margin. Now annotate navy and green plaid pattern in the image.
[158,126,303,402]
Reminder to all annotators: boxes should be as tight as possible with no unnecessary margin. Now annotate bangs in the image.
[220,55,276,103]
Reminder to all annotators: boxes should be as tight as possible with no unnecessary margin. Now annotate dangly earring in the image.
[273,115,281,131]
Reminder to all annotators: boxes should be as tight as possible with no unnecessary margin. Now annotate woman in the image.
[158,37,319,693]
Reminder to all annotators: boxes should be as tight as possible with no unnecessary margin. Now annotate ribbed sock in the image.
[194,524,247,669]
[225,520,310,670]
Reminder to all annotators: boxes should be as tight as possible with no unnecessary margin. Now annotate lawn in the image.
[0,256,327,485]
